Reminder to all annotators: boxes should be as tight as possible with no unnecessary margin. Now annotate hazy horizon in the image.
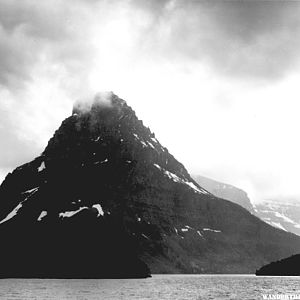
[1,0,300,204]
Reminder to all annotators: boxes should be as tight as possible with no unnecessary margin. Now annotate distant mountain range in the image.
[194,175,300,236]
[194,175,255,214]
[255,199,300,236]
[0,93,300,278]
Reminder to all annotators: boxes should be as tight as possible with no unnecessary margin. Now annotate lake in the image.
[0,275,299,299]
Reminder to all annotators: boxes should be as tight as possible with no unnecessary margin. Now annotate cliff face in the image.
[194,175,255,214]
[0,93,300,277]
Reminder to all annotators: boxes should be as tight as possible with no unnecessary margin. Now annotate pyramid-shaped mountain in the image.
[0,92,300,278]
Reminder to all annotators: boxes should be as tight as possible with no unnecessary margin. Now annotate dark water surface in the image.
[0,275,299,299]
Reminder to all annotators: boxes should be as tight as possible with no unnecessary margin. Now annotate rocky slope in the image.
[0,92,300,277]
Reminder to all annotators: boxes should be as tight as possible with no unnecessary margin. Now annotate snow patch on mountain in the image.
[37,211,47,221]
[133,133,147,147]
[141,234,149,240]
[150,137,158,144]
[197,230,204,238]
[94,159,108,165]
[38,162,45,172]
[203,228,221,233]
[185,181,208,194]
[59,207,88,218]
[154,164,207,195]
[0,203,23,225]
[92,204,104,217]
[154,163,162,170]
[140,141,147,147]
[0,188,39,225]
[147,142,155,149]
[0,187,40,225]
[22,187,39,194]
[153,164,208,194]
[268,221,287,231]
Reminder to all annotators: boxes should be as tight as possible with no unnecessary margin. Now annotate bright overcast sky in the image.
[1,0,300,203]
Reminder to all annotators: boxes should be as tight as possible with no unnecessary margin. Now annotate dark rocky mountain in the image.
[256,254,300,276]
[1,92,300,277]
[194,175,255,214]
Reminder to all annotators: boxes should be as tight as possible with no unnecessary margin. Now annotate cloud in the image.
[73,91,114,113]
[1,0,300,91]
[0,0,94,90]
[0,99,40,168]
[133,0,300,80]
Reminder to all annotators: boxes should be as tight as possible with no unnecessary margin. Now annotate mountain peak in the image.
[0,93,300,278]
[46,92,201,196]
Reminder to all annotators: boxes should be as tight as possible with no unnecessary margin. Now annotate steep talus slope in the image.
[0,93,300,277]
